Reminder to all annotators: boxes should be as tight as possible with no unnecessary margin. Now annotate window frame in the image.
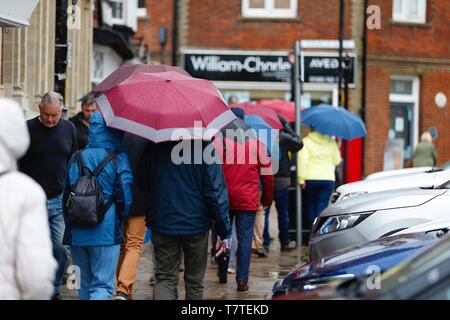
[242,0,298,19]
[137,0,147,17]
[110,0,126,25]
[392,0,427,24]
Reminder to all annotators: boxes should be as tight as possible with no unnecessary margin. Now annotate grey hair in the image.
[40,91,63,108]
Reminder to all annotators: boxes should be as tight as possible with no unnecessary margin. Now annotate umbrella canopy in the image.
[301,103,367,140]
[233,102,283,129]
[95,71,236,142]
[92,63,190,94]
[245,114,278,157]
[257,99,303,122]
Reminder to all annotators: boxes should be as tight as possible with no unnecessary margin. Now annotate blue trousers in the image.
[304,180,335,228]
[47,195,70,295]
[229,211,256,284]
[71,245,120,300]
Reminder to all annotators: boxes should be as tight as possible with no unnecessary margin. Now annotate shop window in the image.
[393,0,426,24]
[242,0,297,18]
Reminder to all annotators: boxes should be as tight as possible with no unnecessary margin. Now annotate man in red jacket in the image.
[215,108,274,292]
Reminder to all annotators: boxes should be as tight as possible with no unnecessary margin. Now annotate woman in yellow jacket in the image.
[297,129,341,228]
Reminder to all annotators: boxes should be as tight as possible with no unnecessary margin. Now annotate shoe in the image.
[237,281,249,292]
[217,272,227,284]
[51,293,62,300]
[264,245,270,253]
[148,274,156,285]
[281,244,296,252]
[256,247,268,258]
[227,267,236,274]
[114,292,129,300]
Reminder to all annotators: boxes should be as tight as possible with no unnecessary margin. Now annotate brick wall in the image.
[368,0,450,59]
[420,71,450,166]
[186,0,352,50]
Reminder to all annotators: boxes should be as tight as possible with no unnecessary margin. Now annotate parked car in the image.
[364,160,450,181]
[272,227,447,298]
[309,179,450,260]
[279,233,450,300]
[330,164,450,204]
[340,233,450,300]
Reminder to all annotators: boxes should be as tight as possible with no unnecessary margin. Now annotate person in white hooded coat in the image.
[0,98,57,299]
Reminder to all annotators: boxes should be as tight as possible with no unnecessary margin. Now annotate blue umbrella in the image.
[244,114,279,158]
[301,103,367,140]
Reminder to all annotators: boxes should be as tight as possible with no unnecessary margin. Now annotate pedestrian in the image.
[19,91,77,300]
[0,98,57,300]
[69,93,97,150]
[270,117,303,253]
[412,131,437,168]
[137,140,232,300]
[63,111,133,300]
[297,128,341,228]
[115,133,150,300]
[216,111,274,291]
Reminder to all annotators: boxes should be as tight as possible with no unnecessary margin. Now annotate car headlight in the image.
[318,212,374,235]
[340,191,368,201]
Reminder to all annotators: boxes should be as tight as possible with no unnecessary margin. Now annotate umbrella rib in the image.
[170,81,207,126]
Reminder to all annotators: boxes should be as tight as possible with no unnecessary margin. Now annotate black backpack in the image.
[66,151,119,226]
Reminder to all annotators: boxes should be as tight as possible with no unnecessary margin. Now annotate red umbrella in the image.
[92,64,190,94]
[95,71,236,142]
[232,102,283,129]
[257,99,302,122]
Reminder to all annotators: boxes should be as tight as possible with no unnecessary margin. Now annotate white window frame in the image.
[389,75,420,151]
[242,0,297,19]
[110,0,126,25]
[392,0,427,24]
[137,0,147,17]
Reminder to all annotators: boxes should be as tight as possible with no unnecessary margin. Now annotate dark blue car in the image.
[272,230,446,298]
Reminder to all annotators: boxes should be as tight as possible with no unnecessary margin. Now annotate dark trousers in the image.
[152,231,209,300]
[275,188,291,247]
[304,180,335,228]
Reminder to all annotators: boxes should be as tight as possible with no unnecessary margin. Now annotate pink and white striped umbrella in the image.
[95,71,236,142]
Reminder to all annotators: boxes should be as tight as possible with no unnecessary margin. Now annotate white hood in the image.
[0,98,30,172]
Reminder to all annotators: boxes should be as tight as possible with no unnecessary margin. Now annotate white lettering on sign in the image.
[190,55,291,73]
[308,58,340,69]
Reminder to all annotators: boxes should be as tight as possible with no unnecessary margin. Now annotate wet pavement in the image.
[61,208,308,300]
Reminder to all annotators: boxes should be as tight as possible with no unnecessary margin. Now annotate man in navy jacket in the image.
[138,140,231,300]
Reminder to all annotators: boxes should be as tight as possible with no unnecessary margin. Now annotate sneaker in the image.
[148,274,156,285]
[227,267,236,274]
[114,292,128,300]
[237,281,249,292]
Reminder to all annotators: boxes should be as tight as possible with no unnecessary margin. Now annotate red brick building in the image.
[139,0,450,177]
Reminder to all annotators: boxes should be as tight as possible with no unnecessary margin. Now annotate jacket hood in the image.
[87,111,124,150]
[0,98,30,172]
[308,131,332,144]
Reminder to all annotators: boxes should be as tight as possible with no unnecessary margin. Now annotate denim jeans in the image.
[47,195,70,295]
[71,245,120,300]
[304,180,335,228]
[229,211,256,284]
[274,188,291,247]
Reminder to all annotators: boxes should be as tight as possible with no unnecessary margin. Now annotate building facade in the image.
[0,0,94,118]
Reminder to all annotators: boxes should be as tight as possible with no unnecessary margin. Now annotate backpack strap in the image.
[75,151,86,176]
[92,151,120,177]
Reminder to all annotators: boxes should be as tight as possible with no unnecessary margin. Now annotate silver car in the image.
[309,179,450,260]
